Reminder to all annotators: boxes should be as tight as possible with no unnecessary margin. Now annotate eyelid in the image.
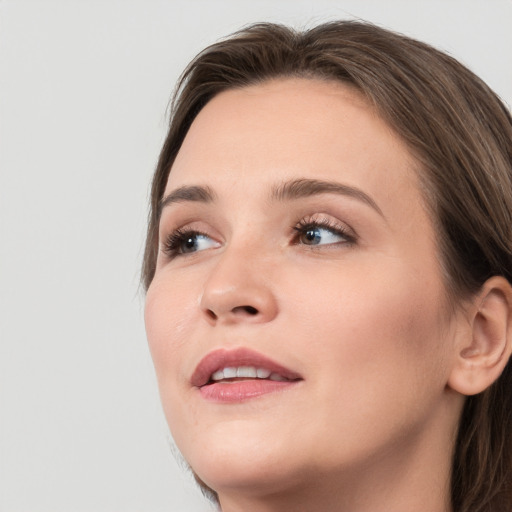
[294,214,356,234]
[292,214,358,245]
[163,229,220,259]
[159,220,222,260]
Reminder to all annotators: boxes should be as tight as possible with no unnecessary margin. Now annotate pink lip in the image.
[191,348,302,402]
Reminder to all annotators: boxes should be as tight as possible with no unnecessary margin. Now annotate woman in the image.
[142,21,512,512]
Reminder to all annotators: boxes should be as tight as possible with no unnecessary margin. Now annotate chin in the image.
[180,427,304,495]
[194,455,303,499]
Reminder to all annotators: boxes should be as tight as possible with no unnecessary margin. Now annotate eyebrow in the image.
[271,178,384,218]
[158,185,216,217]
[159,178,384,219]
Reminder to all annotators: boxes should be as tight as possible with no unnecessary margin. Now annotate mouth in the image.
[210,365,291,382]
[191,348,302,402]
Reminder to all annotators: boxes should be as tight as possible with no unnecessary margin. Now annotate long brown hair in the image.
[142,21,512,511]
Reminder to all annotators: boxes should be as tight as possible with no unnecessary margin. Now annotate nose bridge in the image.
[199,239,278,324]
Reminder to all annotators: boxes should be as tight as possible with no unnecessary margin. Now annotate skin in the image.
[145,79,470,512]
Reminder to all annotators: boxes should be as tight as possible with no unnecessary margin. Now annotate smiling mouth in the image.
[192,348,302,402]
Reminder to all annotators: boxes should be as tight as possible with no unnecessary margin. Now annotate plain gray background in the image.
[1,1,511,511]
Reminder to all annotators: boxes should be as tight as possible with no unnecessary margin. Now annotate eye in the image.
[293,218,355,246]
[163,229,220,257]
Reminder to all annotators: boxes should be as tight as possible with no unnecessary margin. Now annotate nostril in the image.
[232,305,259,315]
[206,309,217,320]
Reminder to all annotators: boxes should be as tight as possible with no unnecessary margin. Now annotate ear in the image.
[448,276,512,396]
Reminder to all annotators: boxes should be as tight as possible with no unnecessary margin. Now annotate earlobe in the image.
[448,276,512,396]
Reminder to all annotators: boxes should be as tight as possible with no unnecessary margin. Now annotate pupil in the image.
[183,236,196,251]
[305,228,320,244]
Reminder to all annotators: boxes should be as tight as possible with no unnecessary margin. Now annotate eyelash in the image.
[163,227,213,258]
[162,216,356,259]
[292,217,356,246]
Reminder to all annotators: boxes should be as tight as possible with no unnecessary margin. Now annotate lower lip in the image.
[198,379,298,403]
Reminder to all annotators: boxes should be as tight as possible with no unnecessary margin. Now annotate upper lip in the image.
[191,347,302,387]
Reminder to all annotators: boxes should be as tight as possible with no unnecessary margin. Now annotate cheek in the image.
[294,257,450,402]
[144,275,199,385]
[280,260,452,466]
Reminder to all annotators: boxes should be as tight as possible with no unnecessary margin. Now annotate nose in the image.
[199,248,279,325]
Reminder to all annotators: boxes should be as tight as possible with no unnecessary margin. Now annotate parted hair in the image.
[143,21,512,512]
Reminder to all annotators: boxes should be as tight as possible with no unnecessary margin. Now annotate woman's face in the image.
[145,79,462,498]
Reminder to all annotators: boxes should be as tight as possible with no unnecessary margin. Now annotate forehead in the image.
[166,78,422,219]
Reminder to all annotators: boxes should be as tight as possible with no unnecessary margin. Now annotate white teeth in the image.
[223,367,237,379]
[237,366,257,378]
[210,366,287,382]
[256,368,271,379]
[211,370,225,381]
